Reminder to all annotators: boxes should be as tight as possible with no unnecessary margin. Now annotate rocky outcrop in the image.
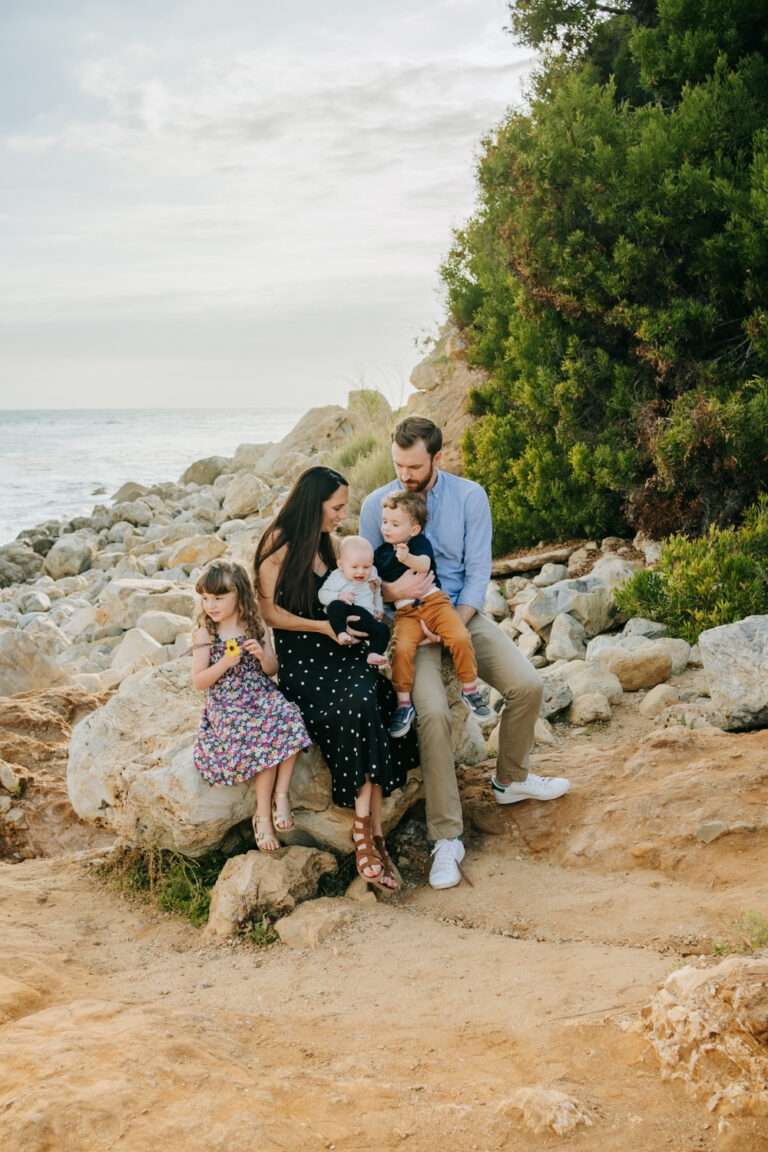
[405,326,482,474]
[642,956,768,1116]
[0,686,113,861]
[66,661,427,857]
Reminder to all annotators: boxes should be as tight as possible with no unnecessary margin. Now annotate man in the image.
[360,415,570,890]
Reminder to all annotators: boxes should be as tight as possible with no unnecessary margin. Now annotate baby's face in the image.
[340,547,373,584]
[381,505,418,545]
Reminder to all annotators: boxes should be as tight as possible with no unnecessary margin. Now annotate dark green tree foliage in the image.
[444,0,768,550]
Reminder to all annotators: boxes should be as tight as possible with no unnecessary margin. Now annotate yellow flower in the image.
[225,639,240,657]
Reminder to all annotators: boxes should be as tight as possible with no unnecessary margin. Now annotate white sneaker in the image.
[429,838,465,889]
[491,772,570,805]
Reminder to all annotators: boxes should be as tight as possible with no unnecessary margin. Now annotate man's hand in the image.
[382,569,434,603]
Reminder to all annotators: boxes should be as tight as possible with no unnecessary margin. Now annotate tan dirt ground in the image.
[1,680,768,1152]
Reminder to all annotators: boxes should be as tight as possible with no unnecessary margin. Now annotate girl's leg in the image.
[351,777,382,880]
[369,784,397,890]
[253,766,279,851]
[273,753,298,831]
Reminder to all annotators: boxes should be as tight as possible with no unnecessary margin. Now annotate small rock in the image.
[345,875,378,905]
[0,762,20,792]
[623,617,668,640]
[545,613,586,662]
[569,692,611,725]
[17,590,52,614]
[275,898,354,949]
[639,684,679,717]
[5,807,28,829]
[695,820,730,844]
[532,563,569,587]
[484,582,511,620]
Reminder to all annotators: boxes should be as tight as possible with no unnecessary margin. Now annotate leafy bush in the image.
[614,498,768,642]
[442,2,768,548]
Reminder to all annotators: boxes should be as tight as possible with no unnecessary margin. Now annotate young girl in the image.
[192,559,311,852]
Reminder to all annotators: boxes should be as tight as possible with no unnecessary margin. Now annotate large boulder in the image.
[180,455,228,487]
[589,640,673,691]
[255,405,353,478]
[42,534,97,580]
[204,846,338,939]
[221,473,270,521]
[96,578,196,631]
[0,632,69,696]
[164,534,226,569]
[67,661,423,857]
[699,616,768,730]
[0,542,44,588]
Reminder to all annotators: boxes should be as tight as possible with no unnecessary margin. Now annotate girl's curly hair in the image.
[195,560,264,643]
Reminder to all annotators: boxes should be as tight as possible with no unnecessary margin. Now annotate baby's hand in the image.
[395,542,410,563]
[374,610,383,621]
[241,638,264,662]
[338,589,356,605]
[368,577,380,591]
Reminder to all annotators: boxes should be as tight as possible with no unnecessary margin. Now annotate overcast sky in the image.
[0,1,533,409]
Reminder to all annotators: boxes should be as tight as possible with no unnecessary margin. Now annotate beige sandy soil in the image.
[1,685,768,1151]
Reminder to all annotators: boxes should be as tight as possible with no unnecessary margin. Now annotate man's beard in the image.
[403,466,435,493]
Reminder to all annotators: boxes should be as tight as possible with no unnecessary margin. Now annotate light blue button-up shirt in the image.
[359,469,492,612]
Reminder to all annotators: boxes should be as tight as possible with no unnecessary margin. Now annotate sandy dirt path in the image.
[2,699,768,1151]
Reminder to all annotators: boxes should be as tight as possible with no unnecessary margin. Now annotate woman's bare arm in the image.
[256,546,336,638]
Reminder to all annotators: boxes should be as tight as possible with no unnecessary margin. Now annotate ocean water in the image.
[0,408,306,547]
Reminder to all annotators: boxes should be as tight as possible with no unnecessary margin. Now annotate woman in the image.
[254,466,417,889]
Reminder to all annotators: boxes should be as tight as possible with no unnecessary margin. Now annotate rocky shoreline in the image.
[2,355,767,874]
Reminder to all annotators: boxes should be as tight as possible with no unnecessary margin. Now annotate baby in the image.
[373,490,492,737]
[318,536,389,666]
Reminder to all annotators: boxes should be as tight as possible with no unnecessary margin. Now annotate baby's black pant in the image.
[326,601,389,656]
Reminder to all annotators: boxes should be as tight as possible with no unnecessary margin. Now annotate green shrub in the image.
[346,443,396,516]
[333,430,380,473]
[95,844,227,926]
[614,497,768,642]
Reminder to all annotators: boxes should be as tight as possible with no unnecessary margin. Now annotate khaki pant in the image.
[390,591,477,694]
[411,610,543,841]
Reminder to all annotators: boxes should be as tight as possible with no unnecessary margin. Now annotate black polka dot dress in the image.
[273,573,418,807]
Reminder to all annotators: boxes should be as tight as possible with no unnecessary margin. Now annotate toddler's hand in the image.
[395,542,409,563]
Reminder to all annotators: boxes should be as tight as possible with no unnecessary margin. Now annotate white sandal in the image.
[252,814,280,852]
[272,792,294,832]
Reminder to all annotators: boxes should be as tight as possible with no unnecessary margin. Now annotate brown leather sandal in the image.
[349,813,387,890]
[373,835,399,891]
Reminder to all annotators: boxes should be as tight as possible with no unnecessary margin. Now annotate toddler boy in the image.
[374,491,491,736]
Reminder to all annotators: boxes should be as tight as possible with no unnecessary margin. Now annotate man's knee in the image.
[501,667,543,711]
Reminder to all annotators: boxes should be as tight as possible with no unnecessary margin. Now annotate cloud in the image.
[0,1,533,404]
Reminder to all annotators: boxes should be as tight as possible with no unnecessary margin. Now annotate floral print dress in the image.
[194,634,311,787]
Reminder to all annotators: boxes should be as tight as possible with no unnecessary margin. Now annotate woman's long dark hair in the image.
[254,466,349,616]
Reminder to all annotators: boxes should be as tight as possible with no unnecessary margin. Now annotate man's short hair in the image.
[381,490,428,529]
[391,415,442,457]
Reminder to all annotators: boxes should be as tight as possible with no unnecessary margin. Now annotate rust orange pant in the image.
[391,590,477,694]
